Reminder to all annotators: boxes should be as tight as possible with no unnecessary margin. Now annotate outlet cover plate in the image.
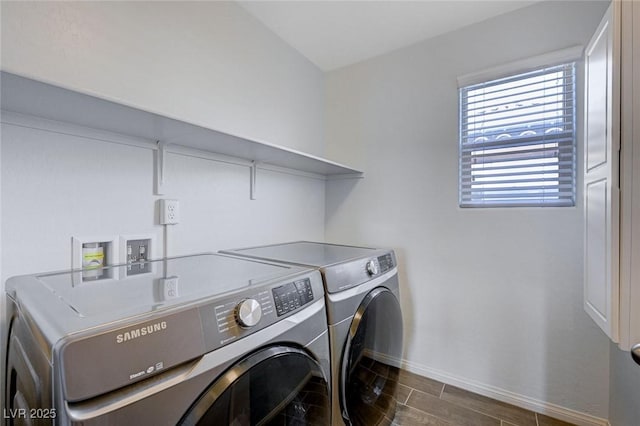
[160,199,180,225]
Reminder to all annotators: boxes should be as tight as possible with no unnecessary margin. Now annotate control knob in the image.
[235,298,262,328]
[366,260,379,276]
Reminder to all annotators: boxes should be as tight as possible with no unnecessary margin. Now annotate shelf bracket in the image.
[155,141,168,195]
[250,161,258,200]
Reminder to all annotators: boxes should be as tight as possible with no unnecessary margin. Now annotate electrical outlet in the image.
[161,276,180,300]
[160,199,180,225]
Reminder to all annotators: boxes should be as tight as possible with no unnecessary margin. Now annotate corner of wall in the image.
[609,341,640,426]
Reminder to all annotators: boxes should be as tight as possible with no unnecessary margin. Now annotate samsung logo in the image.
[116,321,167,343]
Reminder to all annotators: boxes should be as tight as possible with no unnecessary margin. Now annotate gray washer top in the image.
[222,241,380,267]
[221,242,396,296]
[5,253,311,337]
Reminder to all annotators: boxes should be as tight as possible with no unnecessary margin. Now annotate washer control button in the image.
[366,260,379,276]
[235,299,262,327]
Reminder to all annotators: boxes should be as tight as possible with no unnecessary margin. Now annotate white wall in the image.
[325,0,611,419]
[0,1,325,157]
[0,121,325,281]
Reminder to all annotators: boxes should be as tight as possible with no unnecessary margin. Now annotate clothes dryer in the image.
[4,253,331,425]
[222,242,403,426]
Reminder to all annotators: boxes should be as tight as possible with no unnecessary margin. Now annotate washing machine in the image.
[221,242,404,426]
[4,253,331,425]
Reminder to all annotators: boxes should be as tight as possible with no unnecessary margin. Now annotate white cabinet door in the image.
[584,1,621,342]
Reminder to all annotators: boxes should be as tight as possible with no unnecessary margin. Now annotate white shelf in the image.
[0,71,362,177]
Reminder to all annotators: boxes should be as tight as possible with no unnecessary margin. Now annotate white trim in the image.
[457,45,584,88]
[372,352,609,426]
[399,358,609,426]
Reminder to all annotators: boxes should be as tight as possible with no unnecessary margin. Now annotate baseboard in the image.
[398,358,610,426]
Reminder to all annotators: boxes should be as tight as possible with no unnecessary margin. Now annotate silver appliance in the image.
[4,253,331,425]
[222,242,404,426]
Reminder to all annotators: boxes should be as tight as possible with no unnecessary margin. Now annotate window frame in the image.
[457,48,581,208]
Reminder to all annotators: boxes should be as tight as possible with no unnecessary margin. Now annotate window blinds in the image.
[459,63,576,207]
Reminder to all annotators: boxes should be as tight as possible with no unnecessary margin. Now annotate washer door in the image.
[341,287,403,425]
[179,346,329,426]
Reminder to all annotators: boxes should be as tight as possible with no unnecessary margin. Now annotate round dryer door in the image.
[341,287,403,425]
[179,346,329,426]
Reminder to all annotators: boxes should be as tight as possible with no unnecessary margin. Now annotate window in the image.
[459,63,576,207]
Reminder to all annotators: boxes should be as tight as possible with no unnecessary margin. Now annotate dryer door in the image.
[341,287,403,425]
[179,346,329,426]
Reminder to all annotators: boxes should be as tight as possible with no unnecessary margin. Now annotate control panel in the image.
[200,272,321,352]
[377,253,394,274]
[273,278,314,317]
[365,254,394,277]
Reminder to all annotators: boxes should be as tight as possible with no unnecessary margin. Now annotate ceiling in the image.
[238,1,540,71]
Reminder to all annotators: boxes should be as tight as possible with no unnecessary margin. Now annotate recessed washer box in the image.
[72,236,119,282]
[120,234,158,277]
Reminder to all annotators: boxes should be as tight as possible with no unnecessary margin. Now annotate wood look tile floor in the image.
[389,369,577,426]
